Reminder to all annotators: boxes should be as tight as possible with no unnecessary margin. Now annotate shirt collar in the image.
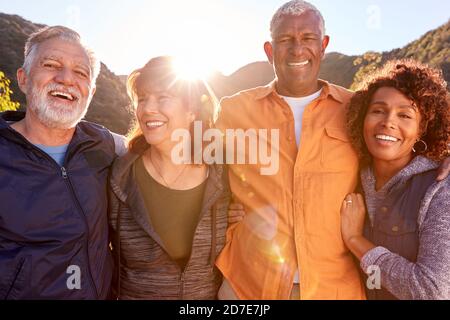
[253,80,277,100]
[254,79,344,104]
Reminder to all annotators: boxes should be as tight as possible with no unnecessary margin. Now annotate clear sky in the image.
[0,0,448,76]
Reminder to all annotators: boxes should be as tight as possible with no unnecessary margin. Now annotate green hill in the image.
[1,12,447,134]
[0,13,133,134]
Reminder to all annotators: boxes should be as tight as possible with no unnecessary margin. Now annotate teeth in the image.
[288,61,309,67]
[50,91,74,101]
[146,121,165,128]
[376,135,399,142]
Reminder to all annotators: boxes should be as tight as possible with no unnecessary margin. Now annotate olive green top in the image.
[134,156,207,269]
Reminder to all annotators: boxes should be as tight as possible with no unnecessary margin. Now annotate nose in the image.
[141,96,159,113]
[290,38,305,56]
[54,67,75,86]
[380,111,397,130]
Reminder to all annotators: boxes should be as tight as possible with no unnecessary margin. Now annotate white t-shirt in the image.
[280,89,322,147]
[279,89,322,284]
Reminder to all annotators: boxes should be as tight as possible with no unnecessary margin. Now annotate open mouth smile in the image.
[49,90,77,102]
[146,121,167,129]
[287,60,309,67]
[375,134,400,142]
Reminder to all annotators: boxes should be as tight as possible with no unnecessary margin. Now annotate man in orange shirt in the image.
[215,0,366,300]
[215,0,450,300]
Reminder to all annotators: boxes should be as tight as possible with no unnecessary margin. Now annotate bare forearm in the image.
[346,236,377,260]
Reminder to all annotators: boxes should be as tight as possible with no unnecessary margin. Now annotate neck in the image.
[11,111,75,146]
[276,80,321,98]
[147,146,176,169]
[143,144,208,190]
[372,155,413,191]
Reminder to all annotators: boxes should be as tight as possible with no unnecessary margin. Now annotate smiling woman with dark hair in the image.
[340,59,450,300]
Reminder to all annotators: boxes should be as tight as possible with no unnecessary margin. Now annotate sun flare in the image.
[172,55,213,81]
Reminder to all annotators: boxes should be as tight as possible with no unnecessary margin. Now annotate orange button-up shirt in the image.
[215,80,366,300]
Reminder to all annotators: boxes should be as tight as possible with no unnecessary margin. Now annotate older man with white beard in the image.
[0,26,125,299]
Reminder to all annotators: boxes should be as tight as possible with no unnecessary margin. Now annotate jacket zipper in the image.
[179,270,186,298]
[178,214,205,299]
[61,166,99,299]
[178,204,216,299]
[179,245,193,299]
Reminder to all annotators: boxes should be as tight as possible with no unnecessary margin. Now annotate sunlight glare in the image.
[173,55,213,81]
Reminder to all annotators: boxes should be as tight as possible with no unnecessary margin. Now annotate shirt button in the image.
[392,226,399,232]
[381,207,388,213]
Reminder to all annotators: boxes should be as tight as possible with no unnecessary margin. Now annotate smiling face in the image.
[363,87,422,166]
[136,83,195,151]
[264,11,329,97]
[17,38,95,129]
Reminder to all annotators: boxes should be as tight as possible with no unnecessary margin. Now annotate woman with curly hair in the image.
[340,59,450,300]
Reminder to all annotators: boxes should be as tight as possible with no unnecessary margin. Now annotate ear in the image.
[321,35,330,56]
[264,41,274,65]
[17,68,28,95]
[417,114,426,138]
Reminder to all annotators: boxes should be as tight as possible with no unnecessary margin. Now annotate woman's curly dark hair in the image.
[347,59,450,166]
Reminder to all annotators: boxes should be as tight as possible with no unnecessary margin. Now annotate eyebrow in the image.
[137,88,168,96]
[303,32,320,37]
[41,55,91,74]
[370,101,418,111]
[276,32,320,38]
[40,55,61,63]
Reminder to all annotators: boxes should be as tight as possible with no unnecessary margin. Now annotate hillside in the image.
[0,13,133,134]
[209,20,449,94]
[1,12,448,134]
[387,20,449,84]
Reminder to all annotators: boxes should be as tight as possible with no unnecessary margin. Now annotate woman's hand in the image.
[340,193,366,247]
[228,203,246,225]
[340,193,376,260]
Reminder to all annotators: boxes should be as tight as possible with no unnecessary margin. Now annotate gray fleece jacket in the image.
[360,156,450,300]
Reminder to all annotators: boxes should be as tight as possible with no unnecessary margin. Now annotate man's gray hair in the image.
[22,26,100,82]
[270,0,326,38]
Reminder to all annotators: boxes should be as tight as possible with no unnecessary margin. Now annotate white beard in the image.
[27,82,92,130]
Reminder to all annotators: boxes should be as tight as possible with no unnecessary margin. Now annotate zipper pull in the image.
[61,167,68,179]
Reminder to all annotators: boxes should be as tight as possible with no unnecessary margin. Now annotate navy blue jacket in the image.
[0,111,115,299]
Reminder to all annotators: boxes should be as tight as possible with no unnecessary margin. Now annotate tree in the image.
[0,71,20,112]
[350,52,383,91]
